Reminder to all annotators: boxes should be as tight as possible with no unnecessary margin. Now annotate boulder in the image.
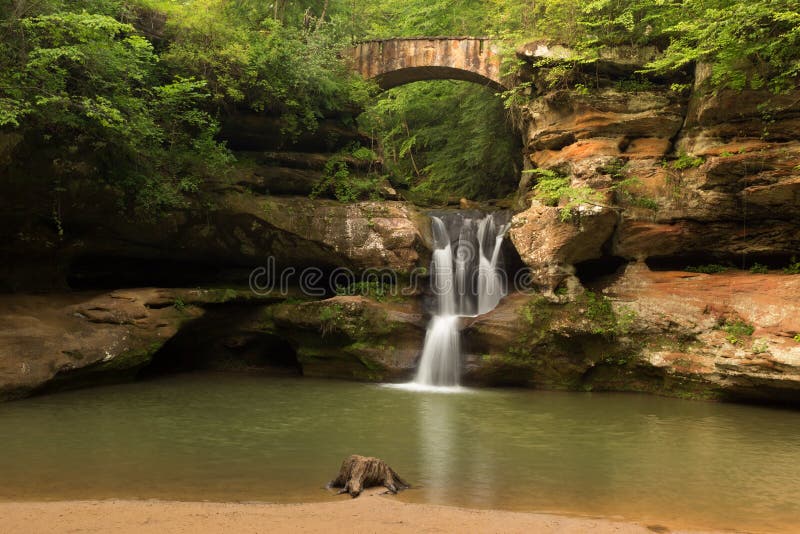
[264,296,426,381]
[0,289,199,400]
[509,200,618,290]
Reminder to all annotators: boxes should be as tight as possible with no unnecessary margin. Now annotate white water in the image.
[411,212,510,387]
[414,315,461,386]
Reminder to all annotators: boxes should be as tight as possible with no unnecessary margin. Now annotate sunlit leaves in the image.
[359,81,519,202]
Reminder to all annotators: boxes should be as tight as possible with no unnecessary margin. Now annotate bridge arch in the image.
[350,37,506,91]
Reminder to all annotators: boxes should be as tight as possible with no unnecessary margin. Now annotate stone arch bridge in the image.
[349,37,505,91]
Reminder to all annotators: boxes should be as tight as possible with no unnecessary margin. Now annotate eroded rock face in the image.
[264,295,426,381]
[0,289,198,400]
[257,197,430,273]
[0,287,301,400]
[515,60,800,285]
[509,201,618,290]
[524,89,685,172]
[464,264,800,404]
[1,190,431,290]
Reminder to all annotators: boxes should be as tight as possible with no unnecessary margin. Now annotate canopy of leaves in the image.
[0,0,371,216]
[2,0,798,220]
[352,0,799,92]
[358,81,520,203]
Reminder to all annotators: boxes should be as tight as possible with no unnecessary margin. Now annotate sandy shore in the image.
[0,495,708,534]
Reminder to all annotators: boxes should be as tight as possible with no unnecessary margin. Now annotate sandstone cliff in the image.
[1,47,799,405]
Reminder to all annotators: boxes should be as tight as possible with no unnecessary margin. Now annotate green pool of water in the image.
[1,373,798,532]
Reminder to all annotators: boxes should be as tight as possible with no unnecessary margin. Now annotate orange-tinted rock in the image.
[613,219,800,260]
[463,265,800,403]
[509,200,618,290]
[531,139,622,169]
[624,138,671,158]
[517,71,800,273]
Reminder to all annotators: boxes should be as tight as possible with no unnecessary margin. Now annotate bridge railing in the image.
[352,36,493,45]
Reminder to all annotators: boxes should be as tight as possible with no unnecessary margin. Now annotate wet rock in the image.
[463,264,800,404]
[264,296,426,381]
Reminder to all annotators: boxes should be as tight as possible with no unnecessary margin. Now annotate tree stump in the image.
[328,455,410,498]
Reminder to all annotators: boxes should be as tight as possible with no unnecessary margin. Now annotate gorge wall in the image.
[472,46,800,403]
[1,44,799,405]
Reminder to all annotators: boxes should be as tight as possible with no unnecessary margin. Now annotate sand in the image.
[0,494,705,534]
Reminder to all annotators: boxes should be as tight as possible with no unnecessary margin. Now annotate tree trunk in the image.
[328,455,410,498]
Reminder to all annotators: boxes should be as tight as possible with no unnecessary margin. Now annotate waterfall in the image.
[430,217,456,316]
[412,212,510,388]
[414,315,461,386]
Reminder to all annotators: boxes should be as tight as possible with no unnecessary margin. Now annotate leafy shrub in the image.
[615,77,655,92]
[573,83,591,95]
[612,177,659,211]
[335,281,392,302]
[318,304,345,336]
[310,146,380,202]
[783,256,800,274]
[173,297,186,311]
[749,263,769,274]
[686,264,729,274]
[359,80,519,203]
[529,168,604,222]
[671,153,705,170]
[751,339,770,355]
[721,319,755,345]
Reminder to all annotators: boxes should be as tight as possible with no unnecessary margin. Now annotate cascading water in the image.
[412,212,510,388]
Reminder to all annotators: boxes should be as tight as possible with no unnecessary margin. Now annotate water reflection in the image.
[1,374,799,533]
[416,394,455,500]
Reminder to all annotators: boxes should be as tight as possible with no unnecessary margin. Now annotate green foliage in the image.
[155,2,373,139]
[310,145,380,202]
[531,170,570,206]
[4,0,798,225]
[783,256,800,274]
[318,304,345,336]
[643,1,800,92]
[794,334,800,343]
[529,168,604,222]
[359,81,519,203]
[583,291,636,337]
[0,0,370,218]
[0,4,233,218]
[172,297,186,311]
[335,281,392,302]
[612,176,659,211]
[686,264,730,274]
[615,77,655,92]
[749,263,769,274]
[573,83,591,95]
[354,1,800,94]
[521,297,552,327]
[497,81,533,109]
[751,339,769,355]
[671,153,705,170]
[721,319,755,345]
